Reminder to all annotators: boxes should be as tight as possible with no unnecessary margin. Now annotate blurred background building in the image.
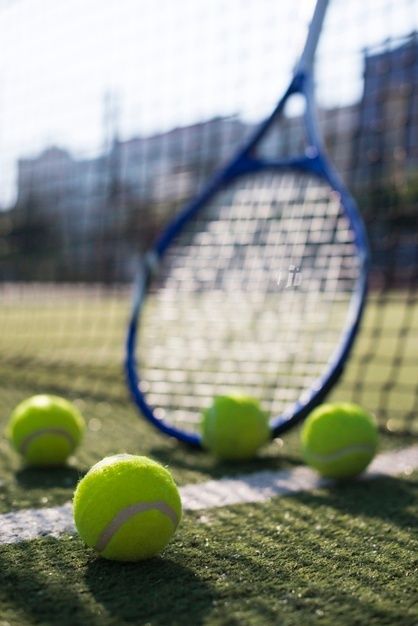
[0,21,416,286]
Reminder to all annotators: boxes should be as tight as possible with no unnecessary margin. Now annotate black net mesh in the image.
[0,0,416,435]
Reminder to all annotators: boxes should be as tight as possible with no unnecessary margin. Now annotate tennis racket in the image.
[125,0,369,447]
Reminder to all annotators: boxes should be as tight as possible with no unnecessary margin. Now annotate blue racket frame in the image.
[125,3,369,447]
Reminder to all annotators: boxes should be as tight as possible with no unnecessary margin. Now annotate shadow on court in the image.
[85,556,216,625]
[0,539,104,626]
[0,538,216,626]
[149,442,300,480]
[292,474,418,528]
[15,465,83,490]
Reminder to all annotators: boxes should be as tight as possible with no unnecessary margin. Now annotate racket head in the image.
[126,132,368,446]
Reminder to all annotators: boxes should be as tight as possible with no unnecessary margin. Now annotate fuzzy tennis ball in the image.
[201,394,270,461]
[7,394,85,467]
[73,454,182,561]
[301,402,378,479]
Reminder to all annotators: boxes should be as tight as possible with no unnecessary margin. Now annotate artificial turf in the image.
[0,287,416,625]
[0,472,417,626]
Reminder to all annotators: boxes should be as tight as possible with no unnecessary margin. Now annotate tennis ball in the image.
[201,394,270,461]
[73,454,182,561]
[301,402,378,479]
[7,394,85,467]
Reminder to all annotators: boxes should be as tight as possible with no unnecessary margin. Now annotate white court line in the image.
[0,445,417,546]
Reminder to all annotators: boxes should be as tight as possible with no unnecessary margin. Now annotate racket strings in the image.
[138,171,360,430]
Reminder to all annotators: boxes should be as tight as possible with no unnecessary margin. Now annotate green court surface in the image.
[0,287,417,626]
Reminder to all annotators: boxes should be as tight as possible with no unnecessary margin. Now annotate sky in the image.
[0,0,416,207]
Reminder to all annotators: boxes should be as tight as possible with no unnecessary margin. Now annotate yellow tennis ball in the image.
[73,454,182,562]
[7,394,85,467]
[301,402,378,479]
[201,394,270,461]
